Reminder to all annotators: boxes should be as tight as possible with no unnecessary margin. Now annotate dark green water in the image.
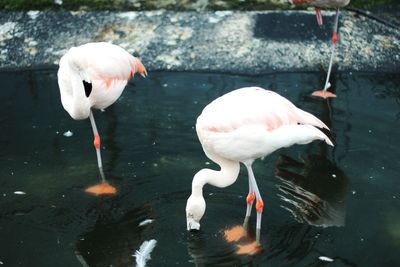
[0,69,399,266]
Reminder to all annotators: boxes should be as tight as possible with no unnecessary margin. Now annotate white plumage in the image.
[186,87,333,245]
[134,239,157,267]
[58,42,147,120]
[57,42,147,195]
[196,87,332,162]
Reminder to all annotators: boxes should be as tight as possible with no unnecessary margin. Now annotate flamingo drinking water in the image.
[57,42,147,195]
[186,87,333,245]
[289,0,350,98]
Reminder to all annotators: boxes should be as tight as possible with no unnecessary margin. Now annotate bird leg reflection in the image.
[275,154,347,227]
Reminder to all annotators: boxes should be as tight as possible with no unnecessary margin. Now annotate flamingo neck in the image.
[191,156,240,198]
[59,56,92,120]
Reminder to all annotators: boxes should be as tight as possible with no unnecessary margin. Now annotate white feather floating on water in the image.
[134,239,157,267]
[63,130,73,137]
[14,191,26,195]
[138,219,154,227]
[318,256,334,262]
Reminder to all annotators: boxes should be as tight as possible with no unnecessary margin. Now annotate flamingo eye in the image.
[82,80,92,97]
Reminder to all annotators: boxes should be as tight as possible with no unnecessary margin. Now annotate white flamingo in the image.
[186,87,333,245]
[57,42,147,195]
[289,0,351,98]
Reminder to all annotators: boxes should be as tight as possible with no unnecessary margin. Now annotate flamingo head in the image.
[186,195,205,231]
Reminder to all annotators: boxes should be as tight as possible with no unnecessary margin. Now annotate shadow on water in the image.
[0,69,399,266]
[275,154,348,227]
[187,231,245,266]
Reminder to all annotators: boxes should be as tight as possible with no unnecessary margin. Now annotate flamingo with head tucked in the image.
[57,42,147,195]
[185,87,333,246]
[289,0,350,98]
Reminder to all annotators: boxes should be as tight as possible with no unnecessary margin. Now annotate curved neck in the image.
[59,60,91,120]
[191,155,240,198]
[65,51,90,103]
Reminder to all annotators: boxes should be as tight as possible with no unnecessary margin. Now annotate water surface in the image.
[0,69,399,266]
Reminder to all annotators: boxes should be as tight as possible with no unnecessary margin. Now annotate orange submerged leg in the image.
[85,182,116,195]
[311,90,337,99]
[224,225,248,242]
[236,241,263,255]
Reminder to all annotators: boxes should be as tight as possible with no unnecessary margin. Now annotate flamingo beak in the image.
[135,58,148,78]
[187,217,201,231]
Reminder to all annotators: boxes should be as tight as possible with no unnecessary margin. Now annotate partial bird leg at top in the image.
[315,8,323,26]
[245,163,264,246]
[312,8,340,99]
[85,110,116,195]
[323,8,340,91]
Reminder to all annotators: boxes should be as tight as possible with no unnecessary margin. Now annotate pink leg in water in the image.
[243,173,255,230]
[85,110,117,195]
[312,8,340,99]
[245,163,264,246]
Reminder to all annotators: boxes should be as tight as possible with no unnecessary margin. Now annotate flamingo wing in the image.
[65,42,145,83]
[58,42,147,118]
[197,87,328,133]
[196,87,332,161]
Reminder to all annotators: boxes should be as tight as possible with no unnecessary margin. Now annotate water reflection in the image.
[75,202,153,267]
[1,70,400,266]
[187,231,248,266]
[275,154,348,227]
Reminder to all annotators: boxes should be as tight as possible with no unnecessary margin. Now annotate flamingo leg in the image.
[315,8,323,26]
[243,175,255,230]
[312,8,340,99]
[245,163,264,245]
[89,110,106,183]
[84,111,116,195]
[323,8,340,92]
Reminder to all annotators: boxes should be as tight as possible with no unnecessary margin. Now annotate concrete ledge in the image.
[1,10,399,73]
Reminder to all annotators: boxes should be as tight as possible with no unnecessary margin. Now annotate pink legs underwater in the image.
[243,163,264,245]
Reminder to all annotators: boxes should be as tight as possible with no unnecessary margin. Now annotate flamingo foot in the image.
[311,90,337,99]
[236,241,263,255]
[85,182,117,195]
[224,225,248,242]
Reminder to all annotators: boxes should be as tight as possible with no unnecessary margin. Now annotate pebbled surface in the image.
[0,10,399,73]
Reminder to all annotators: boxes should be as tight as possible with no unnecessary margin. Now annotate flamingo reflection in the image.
[75,203,154,267]
[275,154,348,227]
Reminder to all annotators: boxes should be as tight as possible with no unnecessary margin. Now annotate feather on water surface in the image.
[134,239,157,267]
